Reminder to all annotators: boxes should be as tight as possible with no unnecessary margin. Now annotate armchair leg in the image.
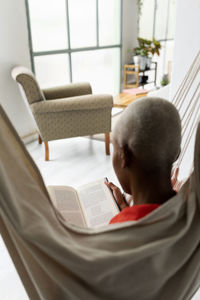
[105,133,110,155]
[44,142,49,161]
[38,134,42,144]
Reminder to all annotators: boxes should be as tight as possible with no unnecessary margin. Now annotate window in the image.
[72,48,120,94]
[26,0,122,95]
[139,0,155,40]
[139,0,177,85]
[68,0,96,48]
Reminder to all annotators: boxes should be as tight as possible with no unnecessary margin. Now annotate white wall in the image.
[170,0,200,98]
[0,0,36,138]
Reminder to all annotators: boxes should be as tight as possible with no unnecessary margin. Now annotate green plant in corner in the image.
[161,74,169,86]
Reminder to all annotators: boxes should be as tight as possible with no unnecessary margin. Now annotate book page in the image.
[77,180,119,228]
[47,186,86,227]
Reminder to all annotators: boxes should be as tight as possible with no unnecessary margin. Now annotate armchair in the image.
[11,66,113,160]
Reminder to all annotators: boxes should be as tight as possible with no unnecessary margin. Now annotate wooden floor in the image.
[0,136,199,299]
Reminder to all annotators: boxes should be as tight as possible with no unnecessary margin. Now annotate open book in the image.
[48,179,120,228]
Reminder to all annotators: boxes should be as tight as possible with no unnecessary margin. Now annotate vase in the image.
[133,55,140,66]
[139,56,147,71]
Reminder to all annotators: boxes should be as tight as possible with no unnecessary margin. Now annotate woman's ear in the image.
[120,144,133,168]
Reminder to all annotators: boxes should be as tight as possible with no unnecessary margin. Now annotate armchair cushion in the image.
[31,94,113,114]
[42,82,92,100]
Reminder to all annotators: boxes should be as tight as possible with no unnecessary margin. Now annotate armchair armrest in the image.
[42,82,92,100]
[31,94,113,114]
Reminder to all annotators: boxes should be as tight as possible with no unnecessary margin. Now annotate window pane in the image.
[152,41,165,85]
[168,0,177,39]
[99,0,121,46]
[164,40,174,75]
[139,0,155,39]
[154,0,168,40]
[72,49,120,95]
[68,0,96,48]
[34,54,70,88]
[28,0,68,52]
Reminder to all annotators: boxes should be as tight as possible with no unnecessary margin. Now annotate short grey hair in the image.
[113,97,181,171]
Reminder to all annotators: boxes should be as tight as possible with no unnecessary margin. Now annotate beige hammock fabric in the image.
[0,104,200,300]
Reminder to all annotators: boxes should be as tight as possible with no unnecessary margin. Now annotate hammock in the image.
[172,50,200,190]
[1,99,200,300]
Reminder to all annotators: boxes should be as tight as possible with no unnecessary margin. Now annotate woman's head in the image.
[112,97,181,193]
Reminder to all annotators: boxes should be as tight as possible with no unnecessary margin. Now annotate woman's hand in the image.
[104,181,128,210]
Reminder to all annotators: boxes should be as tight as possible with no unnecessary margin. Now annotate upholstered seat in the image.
[11,66,113,160]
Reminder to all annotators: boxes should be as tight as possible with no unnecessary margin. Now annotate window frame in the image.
[139,0,176,78]
[153,0,175,76]
[25,0,123,91]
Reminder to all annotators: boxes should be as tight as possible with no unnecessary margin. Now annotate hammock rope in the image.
[178,93,200,166]
[173,50,200,107]
[171,50,200,189]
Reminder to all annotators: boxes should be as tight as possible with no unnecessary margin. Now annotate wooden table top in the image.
[113,92,148,108]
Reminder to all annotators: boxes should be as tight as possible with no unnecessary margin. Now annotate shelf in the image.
[126,83,137,86]
[126,78,156,85]
[125,71,138,75]
[139,81,155,86]
[126,67,156,72]
[139,68,156,73]
[126,80,156,86]
[124,62,157,89]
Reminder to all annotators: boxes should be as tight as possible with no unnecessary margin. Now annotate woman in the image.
[105,97,181,224]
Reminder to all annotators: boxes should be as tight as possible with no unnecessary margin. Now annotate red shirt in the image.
[109,204,160,224]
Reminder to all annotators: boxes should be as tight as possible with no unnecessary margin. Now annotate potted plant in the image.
[132,47,141,65]
[137,37,150,70]
[139,48,148,71]
[132,37,161,70]
[150,38,161,56]
[161,74,169,86]
[147,38,161,68]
